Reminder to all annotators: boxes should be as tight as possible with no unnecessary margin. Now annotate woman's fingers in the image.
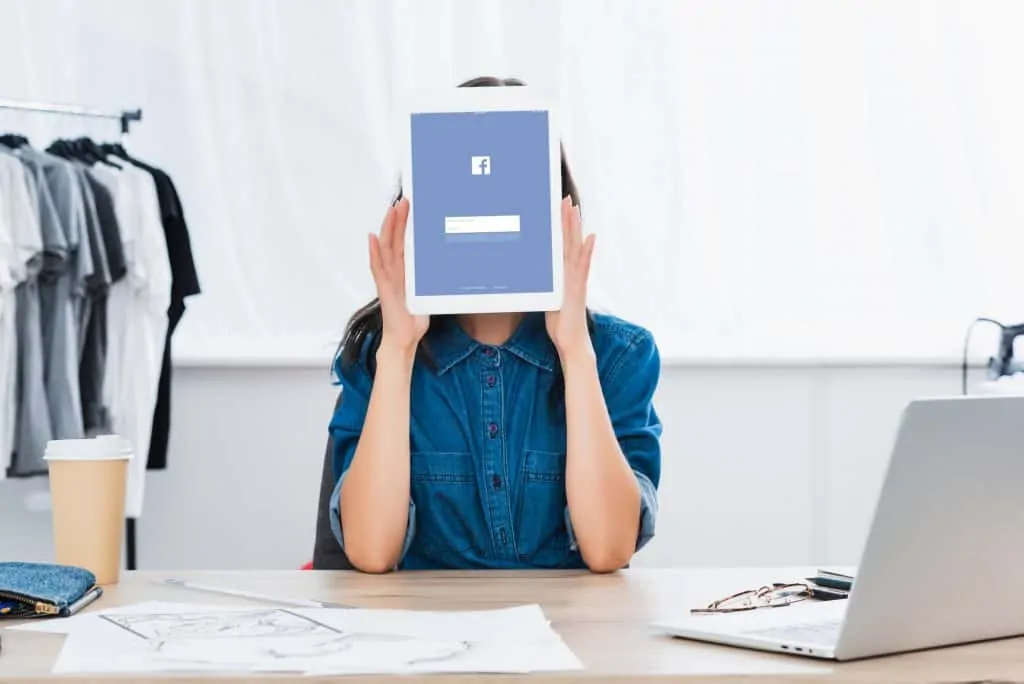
[368,233,384,283]
[564,203,584,266]
[379,205,396,274]
[582,233,596,272]
[561,196,572,262]
[394,198,410,261]
[571,205,584,256]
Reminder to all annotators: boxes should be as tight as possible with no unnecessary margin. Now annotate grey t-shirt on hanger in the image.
[1,147,52,476]
[75,166,116,435]
[14,150,87,464]
[8,155,62,475]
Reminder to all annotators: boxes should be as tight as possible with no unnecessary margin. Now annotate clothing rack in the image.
[0,98,142,135]
[1,96,143,572]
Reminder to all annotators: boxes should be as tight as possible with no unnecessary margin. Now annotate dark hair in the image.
[338,76,591,397]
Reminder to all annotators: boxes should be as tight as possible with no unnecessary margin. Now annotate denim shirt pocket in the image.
[410,452,481,564]
[517,450,570,564]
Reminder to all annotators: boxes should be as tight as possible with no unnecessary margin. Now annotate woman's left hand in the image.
[546,196,596,357]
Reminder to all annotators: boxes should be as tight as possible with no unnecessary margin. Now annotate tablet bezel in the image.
[399,86,564,315]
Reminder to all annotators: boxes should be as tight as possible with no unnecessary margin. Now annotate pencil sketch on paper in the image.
[103,609,331,643]
[99,608,471,668]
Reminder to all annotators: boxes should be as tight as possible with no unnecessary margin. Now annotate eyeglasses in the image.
[691,583,812,614]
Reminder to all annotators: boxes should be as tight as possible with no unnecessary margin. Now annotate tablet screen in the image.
[410,109,554,296]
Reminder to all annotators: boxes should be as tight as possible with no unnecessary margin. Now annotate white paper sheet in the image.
[30,602,581,675]
[292,604,553,641]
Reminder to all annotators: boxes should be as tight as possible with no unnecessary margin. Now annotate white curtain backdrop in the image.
[1,0,1021,364]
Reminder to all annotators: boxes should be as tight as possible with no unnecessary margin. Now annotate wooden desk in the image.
[2,567,1023,683]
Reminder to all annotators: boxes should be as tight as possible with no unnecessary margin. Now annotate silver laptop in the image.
[655,395,1024,660]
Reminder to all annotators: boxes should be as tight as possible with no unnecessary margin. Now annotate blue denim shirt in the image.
[328,311,661,570]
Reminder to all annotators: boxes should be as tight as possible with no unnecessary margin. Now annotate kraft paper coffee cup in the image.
[44,436,133,585]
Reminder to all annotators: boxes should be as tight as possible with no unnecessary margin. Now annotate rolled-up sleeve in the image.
[328,348,416,565]
[565,329,662,552]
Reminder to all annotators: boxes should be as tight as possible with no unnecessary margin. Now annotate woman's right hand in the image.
[369,198,429,355]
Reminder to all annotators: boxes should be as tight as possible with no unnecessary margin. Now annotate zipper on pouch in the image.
[0,589,59,615]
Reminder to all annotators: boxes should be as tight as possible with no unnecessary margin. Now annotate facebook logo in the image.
[471,155,491,175]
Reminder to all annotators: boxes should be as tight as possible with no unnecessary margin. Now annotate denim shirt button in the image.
[488,422,498,438]
[492,474,502,489]
[486,375,496,387]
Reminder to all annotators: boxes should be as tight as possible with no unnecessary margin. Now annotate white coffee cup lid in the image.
[44,436,134,461]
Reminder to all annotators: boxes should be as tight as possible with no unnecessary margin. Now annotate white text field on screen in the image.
[444,215,521,234]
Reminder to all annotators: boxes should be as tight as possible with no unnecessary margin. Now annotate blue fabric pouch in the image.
[0,562,101,618]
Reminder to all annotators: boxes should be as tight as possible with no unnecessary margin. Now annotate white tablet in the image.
[399,86,563,315]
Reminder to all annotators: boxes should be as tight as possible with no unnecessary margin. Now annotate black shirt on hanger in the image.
[112,153,200,470]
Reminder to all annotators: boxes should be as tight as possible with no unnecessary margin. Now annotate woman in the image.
[329,77,662,573]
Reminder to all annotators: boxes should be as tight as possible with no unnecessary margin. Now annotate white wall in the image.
[0,362,957,570]
[4,0,1022,366]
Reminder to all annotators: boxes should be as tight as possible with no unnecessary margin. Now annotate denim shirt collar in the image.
[427,312,556,375]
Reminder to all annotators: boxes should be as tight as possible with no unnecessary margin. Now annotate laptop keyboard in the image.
[743,620,842,646]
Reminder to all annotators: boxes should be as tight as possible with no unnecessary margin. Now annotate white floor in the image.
[0,362,959,570]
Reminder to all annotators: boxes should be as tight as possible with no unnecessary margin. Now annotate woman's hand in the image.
[369,198,429,355]
[546,196,596,358]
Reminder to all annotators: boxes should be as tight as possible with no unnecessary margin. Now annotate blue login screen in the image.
[410,110,554,296]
